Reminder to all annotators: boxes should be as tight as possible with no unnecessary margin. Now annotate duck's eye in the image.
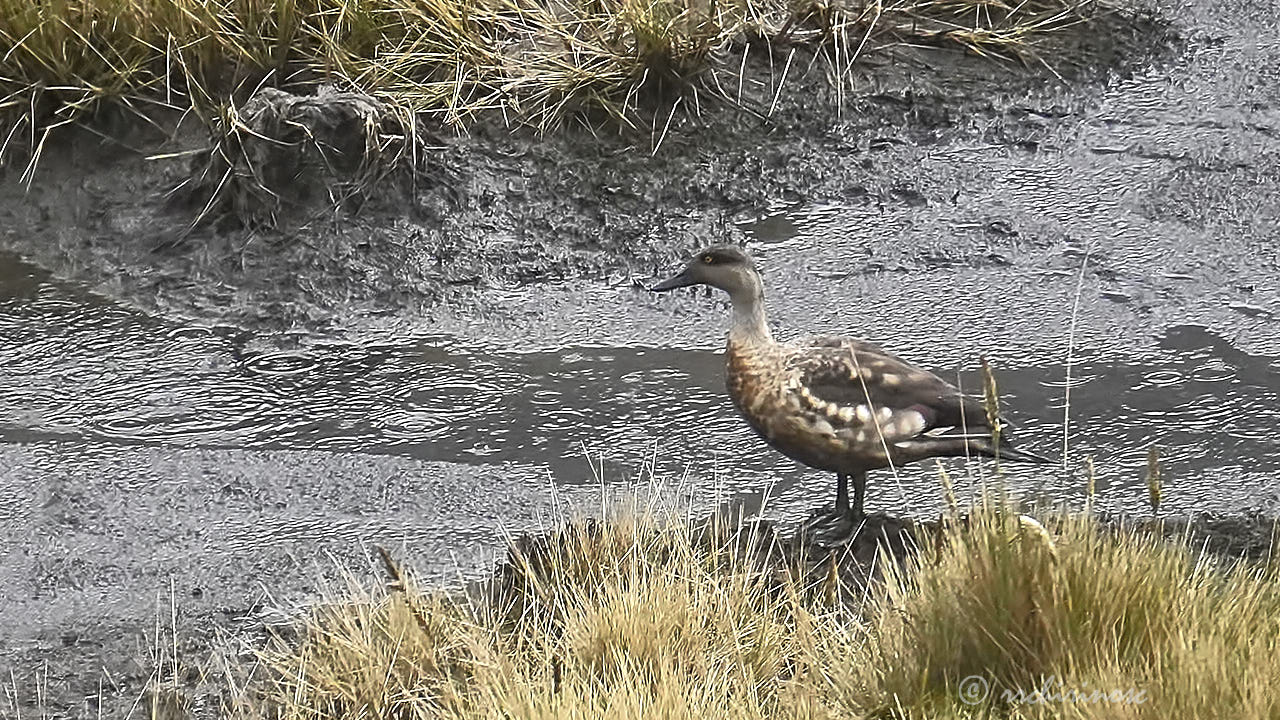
[703,255,715,264]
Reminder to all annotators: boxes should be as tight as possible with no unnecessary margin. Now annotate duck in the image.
[651,244,1050,529]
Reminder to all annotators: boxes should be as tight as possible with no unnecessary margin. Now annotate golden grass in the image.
[1,0,1095,168]
[245,498,1280,719]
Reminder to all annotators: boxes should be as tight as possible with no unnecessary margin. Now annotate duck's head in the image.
[650,245,762,300]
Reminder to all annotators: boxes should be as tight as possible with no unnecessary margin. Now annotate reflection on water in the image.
[2,251,1278,520]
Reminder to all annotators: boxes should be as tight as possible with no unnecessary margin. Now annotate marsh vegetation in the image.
[2,0,1094,167]
[220,494,1280,719]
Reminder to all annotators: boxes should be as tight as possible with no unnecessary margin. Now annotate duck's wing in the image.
[788,336,992,442]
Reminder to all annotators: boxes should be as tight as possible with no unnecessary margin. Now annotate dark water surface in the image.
[2,251,1278,514]
[3,0,1280,712]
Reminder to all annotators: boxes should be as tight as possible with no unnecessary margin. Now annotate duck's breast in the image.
[726,342,849,471]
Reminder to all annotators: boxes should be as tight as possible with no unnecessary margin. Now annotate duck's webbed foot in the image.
[797,471,867,547]
[799,506,865,547]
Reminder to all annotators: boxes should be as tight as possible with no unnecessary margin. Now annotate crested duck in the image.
[651,245,1050,525]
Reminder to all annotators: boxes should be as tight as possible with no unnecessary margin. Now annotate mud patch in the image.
[183,86,405,232]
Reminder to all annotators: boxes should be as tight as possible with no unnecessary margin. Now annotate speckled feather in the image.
[795,335,990,435]
[727,334,1007,474]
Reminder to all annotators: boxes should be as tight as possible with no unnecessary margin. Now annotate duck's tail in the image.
[990,442,1055,464]
[895,432,1055,465]
[969,433,1054,464]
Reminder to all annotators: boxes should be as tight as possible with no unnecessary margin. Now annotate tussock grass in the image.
[842,510,1280,718]
[248,497,1280,719]
[1,0,1094,169]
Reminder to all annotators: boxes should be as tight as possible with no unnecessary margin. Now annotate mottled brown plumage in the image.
[652,244,1050,522]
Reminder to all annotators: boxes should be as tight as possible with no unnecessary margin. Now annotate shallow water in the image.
[3,0,1280,711]
[2,250,1278,516]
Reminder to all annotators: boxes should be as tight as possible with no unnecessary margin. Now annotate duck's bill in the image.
[650,269,695,292]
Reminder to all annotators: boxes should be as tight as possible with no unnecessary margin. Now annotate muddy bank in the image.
[493,507,1280,600]
[498,506,1277,598]
[0,9,1171,334]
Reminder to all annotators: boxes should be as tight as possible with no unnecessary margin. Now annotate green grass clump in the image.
[246,497,1280,719]
[1,0,1094,169]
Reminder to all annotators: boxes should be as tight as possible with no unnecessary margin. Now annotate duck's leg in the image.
[802,472,865,546]
[849,470,867,520]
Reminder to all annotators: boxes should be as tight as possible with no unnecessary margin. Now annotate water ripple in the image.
[243,352,319,376]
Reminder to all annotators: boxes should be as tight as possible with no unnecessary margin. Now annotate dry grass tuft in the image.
[2,0,1097,169]
[838,506,1280,717]
[251,503,842,718]
[0,0,1101,224]
[246,496,1280,719]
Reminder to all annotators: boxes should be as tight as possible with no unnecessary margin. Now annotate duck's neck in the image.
[727,286,773,349]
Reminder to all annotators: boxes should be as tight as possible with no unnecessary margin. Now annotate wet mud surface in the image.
[3,0,1280,715]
